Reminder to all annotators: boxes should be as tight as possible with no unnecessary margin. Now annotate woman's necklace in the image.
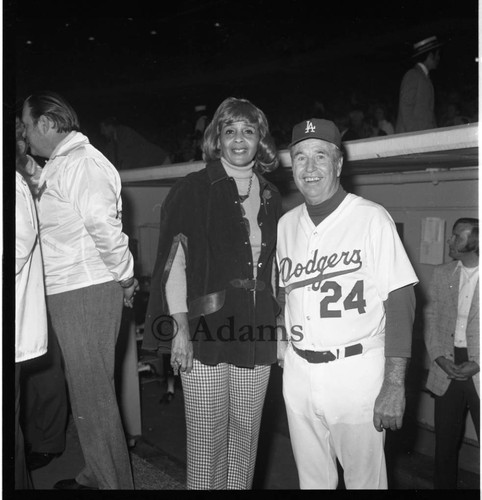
[238,173,254,203]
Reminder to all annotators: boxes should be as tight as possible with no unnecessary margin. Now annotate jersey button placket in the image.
[304,236,319,346]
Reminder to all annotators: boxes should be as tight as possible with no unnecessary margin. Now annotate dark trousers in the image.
[20,324,68,454]
[15,364,32,489]
[47,282,134,489]
[434,347,480,489]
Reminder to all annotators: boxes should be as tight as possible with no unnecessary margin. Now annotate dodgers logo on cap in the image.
[290,118,341,148]
[305,120,316,134]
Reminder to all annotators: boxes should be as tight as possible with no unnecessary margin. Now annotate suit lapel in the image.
[448,264,460,311]
[468,277,479,323]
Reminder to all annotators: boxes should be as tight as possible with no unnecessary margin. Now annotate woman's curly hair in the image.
[202,97,279,173]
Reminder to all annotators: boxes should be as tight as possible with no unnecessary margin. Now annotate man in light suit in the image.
[424,218,479,489]
[22,92,138,490]
[395,36,442,133]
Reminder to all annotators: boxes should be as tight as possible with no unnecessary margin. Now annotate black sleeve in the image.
[142,179,194,352]
[384,285,416,358]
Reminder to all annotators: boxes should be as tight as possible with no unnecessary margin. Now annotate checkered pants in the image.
[180,359,271,489]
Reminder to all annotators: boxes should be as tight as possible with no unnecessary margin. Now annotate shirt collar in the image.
[417,62,429,76]
[207,159,270,193]
[456,260,479,276]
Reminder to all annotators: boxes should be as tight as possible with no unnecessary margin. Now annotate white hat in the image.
[412,36,444,58]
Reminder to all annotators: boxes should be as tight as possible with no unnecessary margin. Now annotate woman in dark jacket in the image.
[143,97,281,489]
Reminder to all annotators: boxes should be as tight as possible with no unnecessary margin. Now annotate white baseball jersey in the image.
[277,193,418,350]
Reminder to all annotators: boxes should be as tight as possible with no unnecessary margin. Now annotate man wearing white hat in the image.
[395,35,443,133]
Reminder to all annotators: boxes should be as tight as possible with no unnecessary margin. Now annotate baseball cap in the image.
[290,118,341,148]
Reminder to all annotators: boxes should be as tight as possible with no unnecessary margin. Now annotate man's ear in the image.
[38,115,54,134]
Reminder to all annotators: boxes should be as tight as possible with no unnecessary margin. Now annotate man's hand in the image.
[451,360,480,380]
[122,278,139,308]
[435,356,471,380]
[373,357,407,432]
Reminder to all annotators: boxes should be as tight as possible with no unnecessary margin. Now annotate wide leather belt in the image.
[230,278,266,291]
[188,290,225,319]
[292,343,363,363]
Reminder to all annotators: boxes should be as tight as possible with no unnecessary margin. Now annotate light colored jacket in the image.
[37,131,134,295]
[16,172,48,362]
[424,261,479,397]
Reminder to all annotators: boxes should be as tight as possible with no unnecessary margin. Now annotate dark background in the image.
[8,0,479,155]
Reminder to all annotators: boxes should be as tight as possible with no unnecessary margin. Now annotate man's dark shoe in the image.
[54,478,98,490]
[26,451,61,471]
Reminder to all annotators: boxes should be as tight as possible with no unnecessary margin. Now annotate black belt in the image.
[292,343,363,363]
[230,278,265,291]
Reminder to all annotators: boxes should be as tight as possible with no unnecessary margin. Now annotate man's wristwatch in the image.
[119,277,135,288]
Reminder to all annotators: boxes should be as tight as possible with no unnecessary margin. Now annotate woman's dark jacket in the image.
[142,160,282,368]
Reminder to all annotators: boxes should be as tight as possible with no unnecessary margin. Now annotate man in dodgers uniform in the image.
[276,118,419,489]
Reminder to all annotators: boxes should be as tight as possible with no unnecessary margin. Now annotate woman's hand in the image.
[276,313,288,368]
[170,312,193,375]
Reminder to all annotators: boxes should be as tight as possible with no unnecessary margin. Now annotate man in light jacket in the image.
[15,132,48,489]
[395,36,442,133]
[21,91,139,490]
[424,218,479,489]
[15,117,68,475]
